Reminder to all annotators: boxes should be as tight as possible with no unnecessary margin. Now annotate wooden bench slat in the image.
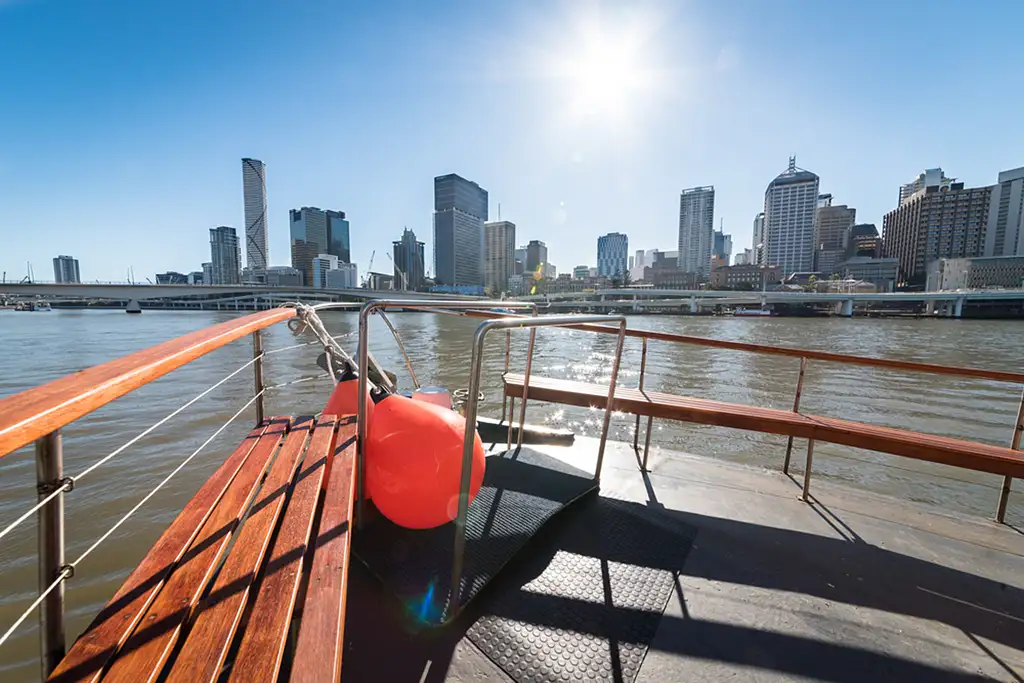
[504,374,1024,478]
[163,417,315,683]
[47,420,279,683]
[99,418,289,683]
[227,415,338,683]
[291,416,357,683]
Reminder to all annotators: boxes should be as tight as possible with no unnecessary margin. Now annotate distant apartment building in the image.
[813,200,857,275]
[927,255,1024,291]
[202,262,213,284]
[984,166,1024,257]
[763,157,819,275]
[483,221,516,294]
[900,168,952,206]
[573,265,589,279]
[312,253,339,289]
[709,264,782,289]
[597,232,628,278]
[883,180,992,285]
[242,158,269,271]
[209,226,241,285]
[525,240,547,274]
[290,206,349,287]
[513,246,527,275]
[678,186,715,280]
[753,212,765,265]
[392,228,425,291]
[434,173,488,287]
[52,255,80,283]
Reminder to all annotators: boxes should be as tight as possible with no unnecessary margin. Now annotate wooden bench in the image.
[49,414,356,683]
[503,374,1024,479]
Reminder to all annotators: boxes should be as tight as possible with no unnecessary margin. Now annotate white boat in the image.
[733,307,775,317]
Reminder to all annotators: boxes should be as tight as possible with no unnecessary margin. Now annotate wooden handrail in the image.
[0,308,296,459]
[462,310,1024,384]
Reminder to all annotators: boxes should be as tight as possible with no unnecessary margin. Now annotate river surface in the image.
[0,309,1021,680]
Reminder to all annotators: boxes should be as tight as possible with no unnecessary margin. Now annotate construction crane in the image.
[361,250,375,288]
[385,253,407,291]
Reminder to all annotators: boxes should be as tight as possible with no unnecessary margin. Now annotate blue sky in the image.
[1,0,1022,282]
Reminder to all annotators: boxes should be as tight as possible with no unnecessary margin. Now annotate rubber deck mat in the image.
[352,447,597,625]
[466,496,697,683]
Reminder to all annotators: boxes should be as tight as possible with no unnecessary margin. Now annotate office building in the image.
[709,264,782,289]
[201,262,213,284]
[483,221,516,294]
[209,226,241,285]
[513,246,527,275]
[327,263,358,289]
[187,271,204,285]
[312,253,339,289]
[155,271,188,284]
[573,265,590,279]
[678,186,715,280]
[883,180,992,285]
[392,228,425,291]
[365,271,393,290]
[900,168,952,206]
[712,229,732,266]
[266,265,303,287]
[734,248,754,266]
[836,257,899,292]
[290,206,349,286]
[433,173,488,287]
[597,232,628,278]
[763,157,820,275]
[544,263,556,279]
[927,255,1024,291]
[813,201,857,275]
[52,255,80,283]
[525,240,547,274]
[242,158,268,271]
[753,212,765,264]
[845,224,882,259]
[984,166,1024,257]
[628,255,635,271]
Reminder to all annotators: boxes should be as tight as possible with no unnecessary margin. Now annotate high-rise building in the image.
[513,246,527,275]
[265,265,303,287]
[984,166,1024,257]
[753,212,765,264]
[597,232,629,278]
[900,168,952,206]
[883,180,993,285]
[392,228,425,291]
[525,240,547,274]
[312,253,339,289]
[813,202,857,275]
[573,265,589,279]
[483,221,516,294]
[327,263,358,289]
[289,207,348,286]
[845,224,882,260]
[202,262,213,284]
[763,157,820,275]
[242,158,268,271]
[209,226,241,285]
[712,230,733,266]
[433,173,488,287]
[678,186,715,280]
[52,255,80,283]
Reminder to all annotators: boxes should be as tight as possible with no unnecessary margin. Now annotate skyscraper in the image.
[289,207,348,286]
[712,230,733,266]
[242,158,268,271]
[984,166,1024,257]
[393,228,425,291]
[597,232,629,278]
[678,186,715,280]
[484,221,516,294]
[753,212,765,264]
[312,253,340,289]
[763,157,820,275]
[813,201,857,275]
[433,173,488,287]
[326,210,350,264]
[525,240,547,274]
[209,226,241,285]
[52,255,80,283]
[884,180,992,285]
[899,168,952,206]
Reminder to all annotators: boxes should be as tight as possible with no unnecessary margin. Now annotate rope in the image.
[0,356,261,546]
[263,330,356,357]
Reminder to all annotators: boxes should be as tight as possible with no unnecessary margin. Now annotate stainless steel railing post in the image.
[995,387,1024,523]
[783,357,807,475]
[801,439,815,502]
[501,330,511,423]
[634,338,647,452]
[514,327,537,453]
[252,330,265,425]
[595,320,627,484]
[36,431,66,679]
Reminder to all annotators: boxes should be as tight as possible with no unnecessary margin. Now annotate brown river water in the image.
[0,309,1021,680]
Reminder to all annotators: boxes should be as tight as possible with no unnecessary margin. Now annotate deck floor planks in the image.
[163,417,315,683]
[504,374,1024,477]
[47,419,281,683]
[291,415,357,682]
[98,418,289,683]
[226,415,338,682]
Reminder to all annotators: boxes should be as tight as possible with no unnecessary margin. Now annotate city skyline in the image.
[2,2,1024,281]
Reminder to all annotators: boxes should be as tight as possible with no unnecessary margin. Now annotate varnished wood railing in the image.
[0,308,295,459]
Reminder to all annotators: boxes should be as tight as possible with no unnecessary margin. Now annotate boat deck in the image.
[341,436,1023,682]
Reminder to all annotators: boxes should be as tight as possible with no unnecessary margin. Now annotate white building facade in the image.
[678,186,715,280]
[763,158,819,275]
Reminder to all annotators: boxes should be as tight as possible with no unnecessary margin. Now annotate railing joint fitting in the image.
[37,477,74,496]
[59,564,75,580]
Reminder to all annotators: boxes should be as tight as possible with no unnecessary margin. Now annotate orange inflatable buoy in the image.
[366,394,486,530]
